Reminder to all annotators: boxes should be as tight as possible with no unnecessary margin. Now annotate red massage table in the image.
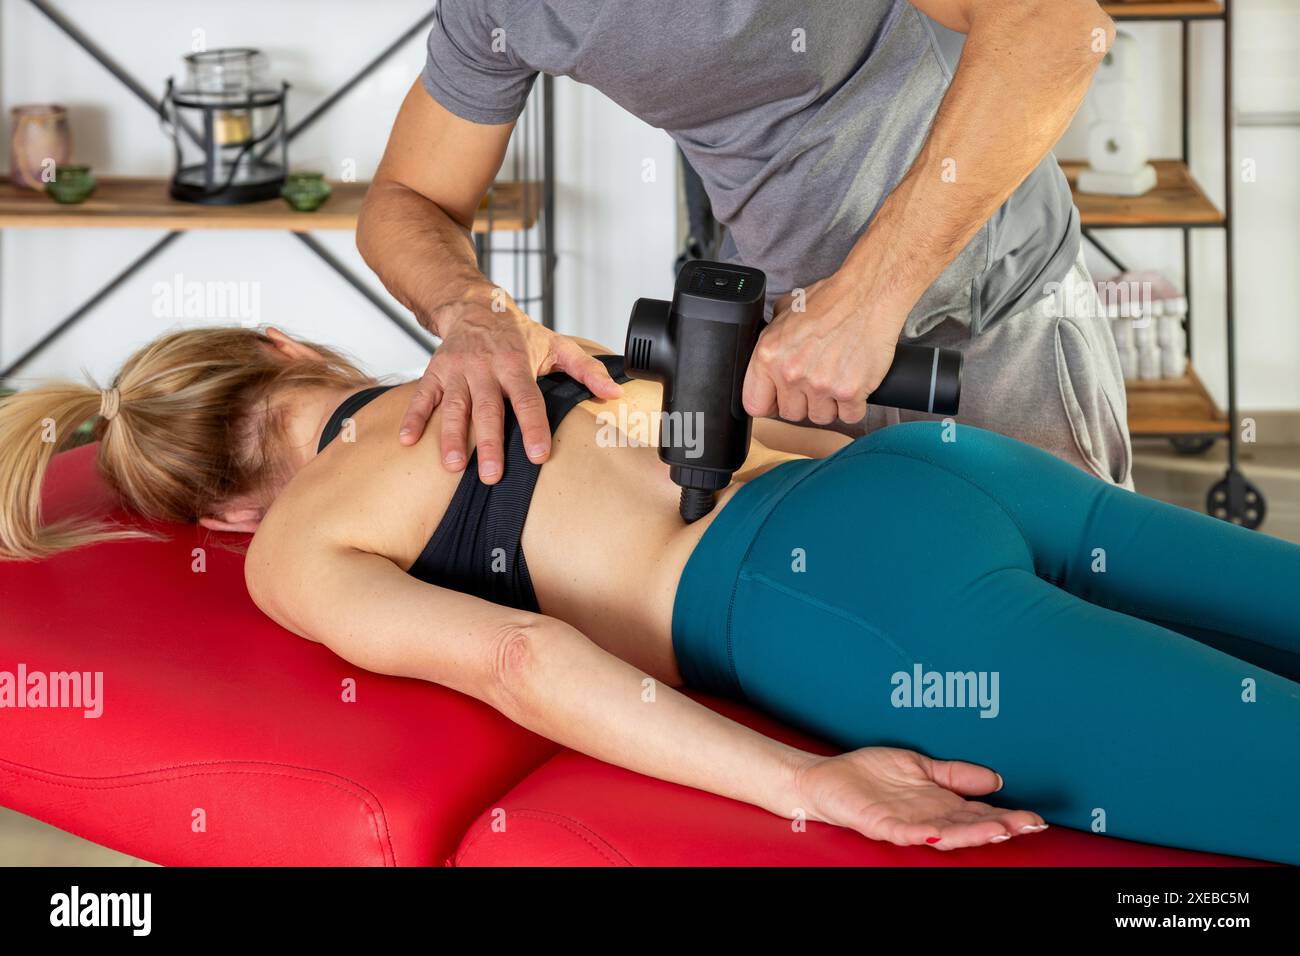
[0,444,1259,866]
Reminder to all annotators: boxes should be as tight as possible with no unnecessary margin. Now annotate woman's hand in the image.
[794,746,1048,850]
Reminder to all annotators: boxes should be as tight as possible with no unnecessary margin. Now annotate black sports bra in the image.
[317,355,630,612]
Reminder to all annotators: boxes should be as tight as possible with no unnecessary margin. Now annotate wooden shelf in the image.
[0,177,540,233]
[1059,159,1223,227]
[1101,2,1224,20]
[1126,365,1228,436]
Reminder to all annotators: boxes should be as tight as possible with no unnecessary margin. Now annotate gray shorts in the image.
[856,252,1134,487]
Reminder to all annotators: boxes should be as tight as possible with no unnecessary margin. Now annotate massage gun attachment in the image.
[624,260,965,523]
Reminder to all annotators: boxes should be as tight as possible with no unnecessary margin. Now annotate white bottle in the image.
[1159,320,1188,378]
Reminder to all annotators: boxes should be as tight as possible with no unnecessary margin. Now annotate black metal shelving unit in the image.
[1083,1,1263,527]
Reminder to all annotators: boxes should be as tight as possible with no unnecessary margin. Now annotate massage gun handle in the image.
[867,345,964,416]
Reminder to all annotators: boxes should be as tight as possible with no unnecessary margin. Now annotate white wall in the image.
[0,0,677,386]
[2,0,1296,410]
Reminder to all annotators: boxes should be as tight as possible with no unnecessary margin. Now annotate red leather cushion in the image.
[452,694,1262,866]
[0,444,558,865]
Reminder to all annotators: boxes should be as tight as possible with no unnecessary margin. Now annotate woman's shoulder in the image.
[250,382,456,582]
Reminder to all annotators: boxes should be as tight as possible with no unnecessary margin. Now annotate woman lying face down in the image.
[3,324,1298,865]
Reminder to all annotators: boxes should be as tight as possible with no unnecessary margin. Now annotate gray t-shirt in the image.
[421,0,1080,336]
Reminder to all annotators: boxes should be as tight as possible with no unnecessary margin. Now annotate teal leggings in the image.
[673,422,1300,865]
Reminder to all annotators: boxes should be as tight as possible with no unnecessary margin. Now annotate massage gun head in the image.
[625,261,767,523]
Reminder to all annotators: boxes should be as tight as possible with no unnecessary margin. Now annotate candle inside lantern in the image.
[188,49,265,147]
[164,47,289,204]
[214,111,252,145]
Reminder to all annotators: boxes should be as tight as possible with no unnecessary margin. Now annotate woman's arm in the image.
[247,540,1045,848]
[248,541,807,815]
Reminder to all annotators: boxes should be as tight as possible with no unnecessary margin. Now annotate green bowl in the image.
[281,172,332,212]
[45,164,96,204]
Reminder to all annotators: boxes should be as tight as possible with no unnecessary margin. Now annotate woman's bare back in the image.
[255,375,810,682]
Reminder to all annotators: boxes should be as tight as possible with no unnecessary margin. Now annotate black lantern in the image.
[162,48,288,204]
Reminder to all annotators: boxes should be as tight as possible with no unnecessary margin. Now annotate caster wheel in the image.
[1170,436,1215,456]
[1206,471,1266,529]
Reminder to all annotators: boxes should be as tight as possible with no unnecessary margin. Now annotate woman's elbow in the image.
[481,619,570,719]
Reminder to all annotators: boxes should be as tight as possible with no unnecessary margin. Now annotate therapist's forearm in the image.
[356,179,494,337]
[842,0,1113,322]
[485,621,812,818]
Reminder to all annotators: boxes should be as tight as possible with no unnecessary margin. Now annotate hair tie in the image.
[99,387,121,422]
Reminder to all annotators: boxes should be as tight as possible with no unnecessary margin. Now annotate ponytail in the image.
[0,324,371,562]
[0,381,156,559]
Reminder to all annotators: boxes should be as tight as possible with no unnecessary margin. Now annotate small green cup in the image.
[281,171,332,212]
[45,164,96,204]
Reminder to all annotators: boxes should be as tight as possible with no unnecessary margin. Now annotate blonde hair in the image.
[0,326,372,560]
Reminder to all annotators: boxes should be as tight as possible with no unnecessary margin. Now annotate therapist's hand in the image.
[400,286,622,483]
[743,271,902,427]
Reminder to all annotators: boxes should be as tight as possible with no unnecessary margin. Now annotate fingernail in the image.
[925,837,941,845]
[480,461,500,478]
[528,444,547,460]
[994,773,1004,791]
[399,428,411,437]
[1021,824,1049,833]
[444,453,464,466]
[990,834,1011,843]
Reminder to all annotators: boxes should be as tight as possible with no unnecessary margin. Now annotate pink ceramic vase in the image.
[10,104,71,190]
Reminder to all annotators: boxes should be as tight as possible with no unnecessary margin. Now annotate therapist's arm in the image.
[744,0,1114,426]
[357,80,620,482]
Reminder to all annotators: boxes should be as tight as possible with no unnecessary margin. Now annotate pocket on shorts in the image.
[1054,316,1133,486]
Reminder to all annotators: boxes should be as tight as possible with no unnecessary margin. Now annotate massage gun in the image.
[624,260,964,523]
